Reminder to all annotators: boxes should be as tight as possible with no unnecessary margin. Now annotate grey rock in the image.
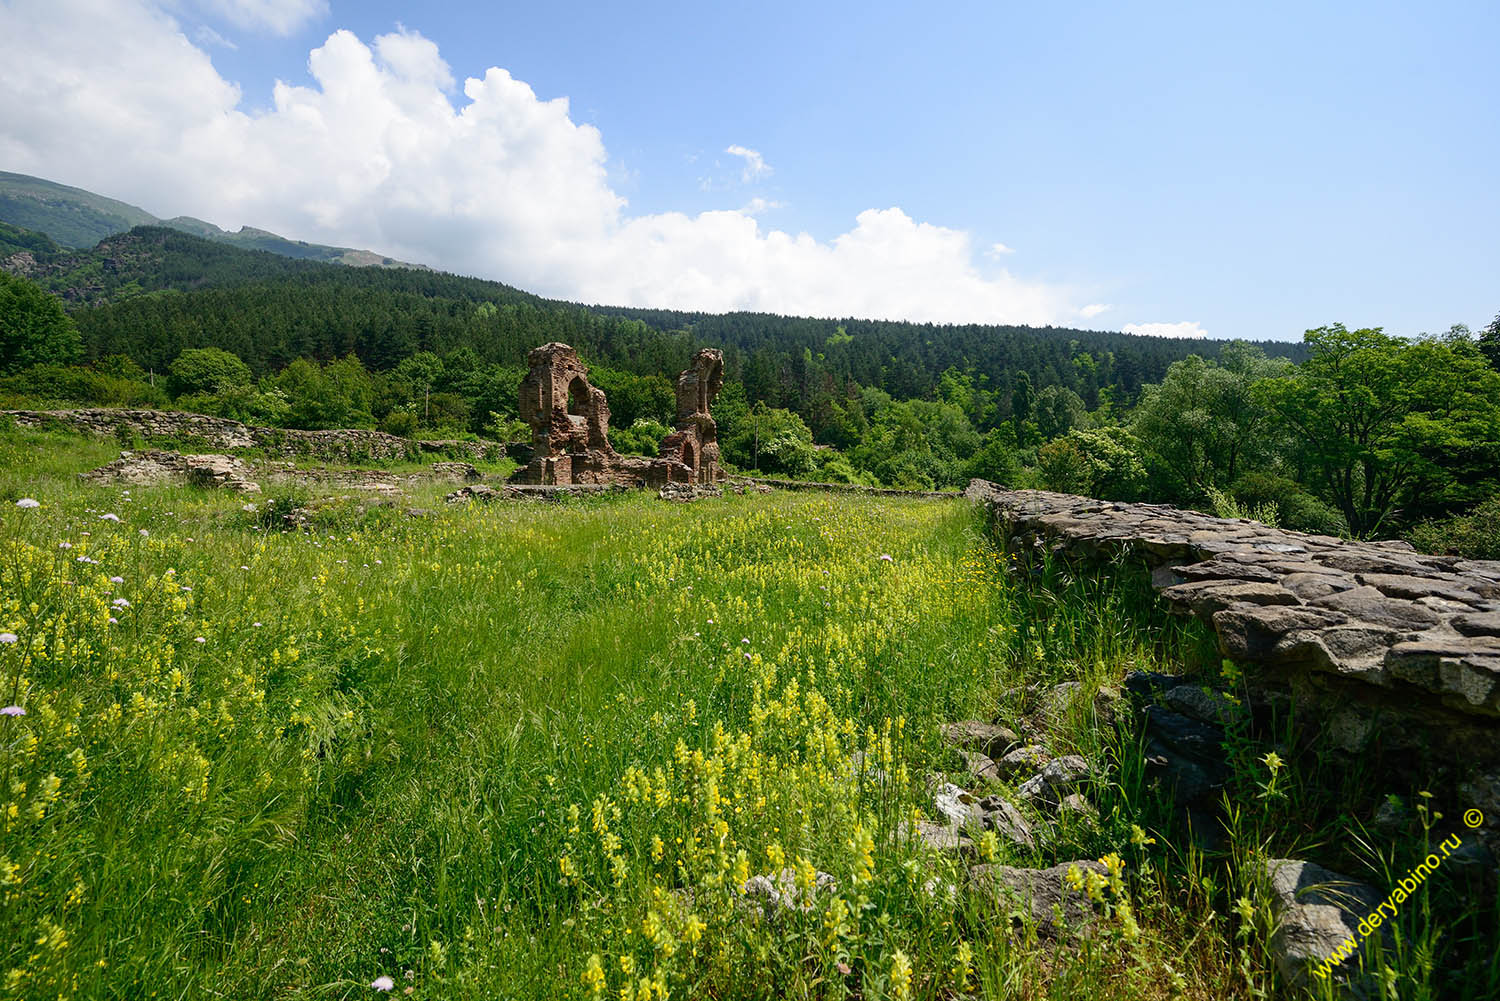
[994,744,1052,778]
[1371,796,1407,835]
[958,750,1002,782]
[903,819,975,857]
[1283,571,1358,600]
[932,782,977,827]
[1057,792,1098,824]
[976,794,1037,850]
[1161,579,1300,615]
[1018,754,1091,806]
[741,867,838,917]
[1040,681,1083,721]
[1143,740,1223,802]
[1163,684,1237,726]
[941,719,1020,758]
[1260,858,1385,993]
[1213,604,1350,660]
[1144,706,1223,757]
[968,860,1107,933]
[1123,670,1189,702]
[1358,572,1484,604]
[1309,586,1443,631]
[1454,611,1500,637]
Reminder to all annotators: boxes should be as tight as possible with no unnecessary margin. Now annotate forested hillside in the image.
[4,220,1497,550]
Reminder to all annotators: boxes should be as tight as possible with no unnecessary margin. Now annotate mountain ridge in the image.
[0,170,425,269]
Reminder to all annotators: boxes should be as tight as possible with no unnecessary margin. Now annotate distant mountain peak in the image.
[0,170,426,270]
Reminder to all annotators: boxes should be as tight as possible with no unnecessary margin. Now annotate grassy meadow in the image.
[0,425,1493,1000]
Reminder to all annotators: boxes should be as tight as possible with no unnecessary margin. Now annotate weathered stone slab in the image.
[1358,573,1486,604]
[963,481,1500,793]
[1308,586,1443,631]
[1161,580,1300,615]
[1454,611,1500,637]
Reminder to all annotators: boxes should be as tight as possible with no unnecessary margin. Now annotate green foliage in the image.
[589,366,675,428]
[1480,313,1500,372]
[1258,325,1500,536]
[0,362,164,407]
[268,355,377,430]
[378,408,420,438]
[166,346,251,397]
[1068,426,1149,501]
[1409,494,1500,558]
[961,427,1022,487]
[721,404,816,476]
[1205,485,1280,526]
[1037,436,1092,494]
[0,220,65,258]
[1032,384,1088,441]
[174,384,291,426]
[0,272,82,374]
[1131,346,1290,502]
[1228,471,1348,536]
[610,418,672,456]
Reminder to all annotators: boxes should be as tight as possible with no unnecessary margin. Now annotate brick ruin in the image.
[659,348,724,485]
[511,343,726,488]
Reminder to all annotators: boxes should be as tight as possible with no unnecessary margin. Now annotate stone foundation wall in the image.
[1,409,500,463]
[963,480,1500,844]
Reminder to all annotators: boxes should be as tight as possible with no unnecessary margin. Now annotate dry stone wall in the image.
[1,409,499,463]
[964,480,1500,845]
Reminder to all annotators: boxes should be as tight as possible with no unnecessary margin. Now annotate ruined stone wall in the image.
[963,480,1500,844]
[657,348,726,484]
[511,343,697,488]
[1,409,500,463]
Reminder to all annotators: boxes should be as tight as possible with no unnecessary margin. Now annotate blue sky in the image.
[2,0,1496,340]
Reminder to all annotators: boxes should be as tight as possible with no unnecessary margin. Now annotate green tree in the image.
[1259,325,1500,536]
[1031,385,1087,441]
[393,351,444,423]
[1065,426,1148,501]
[1010,371,1034,446]
[1036,437,1091,494]
[270,355,376,430]
[1480,312,1500,371]
[0,272,82,374]
[167,347,251,397]
[1132,345,1291,501]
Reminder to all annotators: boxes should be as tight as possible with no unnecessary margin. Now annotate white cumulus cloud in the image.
[724,144,771,183]
[0,0,1091,325]
[1122,321,1209,339]
[1079,303,1112,319]
[199,0,327,35]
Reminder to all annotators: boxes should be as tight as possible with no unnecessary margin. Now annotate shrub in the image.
[1206,485,1280,526]
[1409,495,1500,558]
[0,363,167,407]
[167,347,252,397]
[379,409,420,439]
[611,418,672,457]
[1229,472,1348,536]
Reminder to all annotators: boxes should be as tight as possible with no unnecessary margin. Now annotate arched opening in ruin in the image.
[682,441,696,472]
[567,376,590,418]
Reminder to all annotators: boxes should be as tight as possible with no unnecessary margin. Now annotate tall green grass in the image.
[0,427,1492,999]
